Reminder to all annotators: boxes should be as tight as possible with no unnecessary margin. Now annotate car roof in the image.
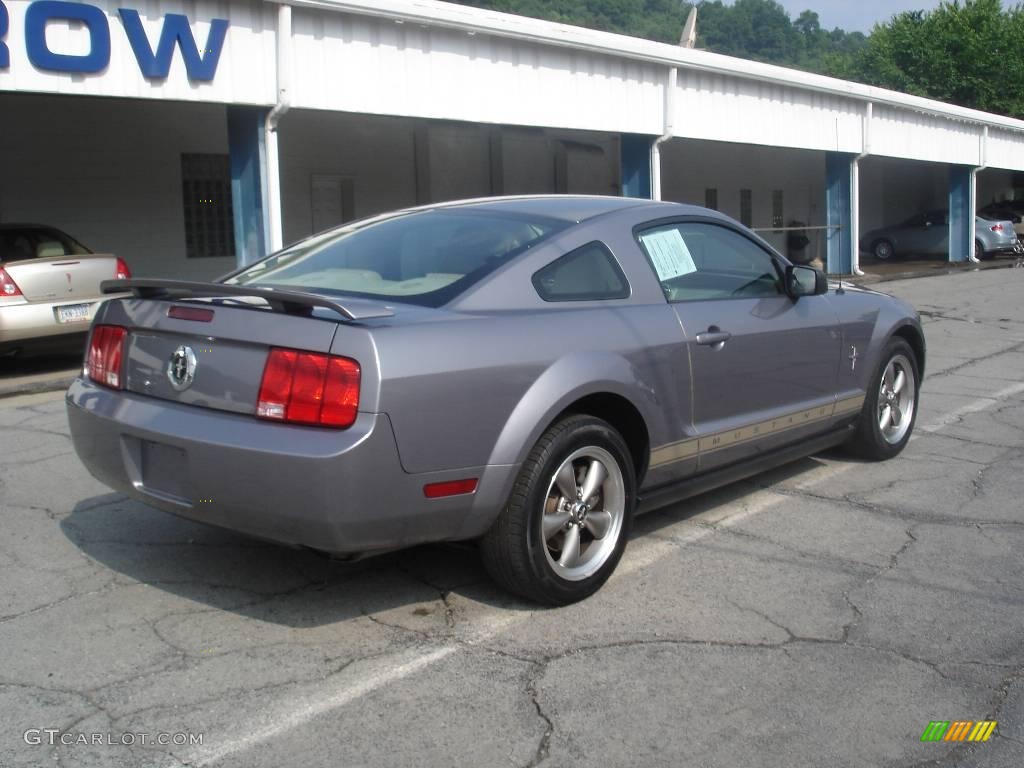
[420,195,697,224]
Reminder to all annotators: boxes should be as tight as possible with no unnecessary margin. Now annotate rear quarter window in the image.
[532,242,630,302]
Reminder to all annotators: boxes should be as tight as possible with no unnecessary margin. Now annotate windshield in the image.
[227,208,568,307]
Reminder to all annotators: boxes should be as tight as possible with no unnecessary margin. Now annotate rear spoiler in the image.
[100,279,394,321]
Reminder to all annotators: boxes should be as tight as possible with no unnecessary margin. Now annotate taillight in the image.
[257,348,360,428]
[87,325,128,389]
[0,268,23,297]
[115,257,131,280]
[990,223,1004,232]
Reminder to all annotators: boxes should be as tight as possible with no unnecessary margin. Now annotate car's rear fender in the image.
[485,350,666,478]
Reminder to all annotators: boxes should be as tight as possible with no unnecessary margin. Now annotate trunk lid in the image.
[990,219,1018,246]
[98,289,384,416]
[3,253,122,302]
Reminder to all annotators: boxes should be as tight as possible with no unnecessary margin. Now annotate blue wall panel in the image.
[948,166,973,262]
[227,106,268,267]
[621,134,652,199]
[825,152,854,274]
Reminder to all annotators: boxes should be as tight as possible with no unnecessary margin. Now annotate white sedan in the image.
[0,224,131,355]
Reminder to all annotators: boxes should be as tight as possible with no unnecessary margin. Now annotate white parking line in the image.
[172,382,1024,768]
[917,382,1024,433]
[184,648,455,767]
[614,483,830,579]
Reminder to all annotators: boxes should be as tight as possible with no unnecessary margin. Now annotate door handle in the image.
[696,329,732,347]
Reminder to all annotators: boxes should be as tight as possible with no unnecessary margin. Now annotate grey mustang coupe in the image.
[67,196,925,604]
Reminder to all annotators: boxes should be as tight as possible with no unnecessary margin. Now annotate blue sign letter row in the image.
[0,0,228,81]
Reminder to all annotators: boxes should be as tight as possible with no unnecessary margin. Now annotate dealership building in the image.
[2,0,1024,279]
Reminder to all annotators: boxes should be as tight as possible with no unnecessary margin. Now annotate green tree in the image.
[689,0,802,63]
[850,0,1024,118]
[446,1,860,85]
[447,0,1024,118]
[450,0,685,43]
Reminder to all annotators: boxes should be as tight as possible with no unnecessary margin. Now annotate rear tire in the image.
[872,239,895,261]
[846,338,920,461]
[975,239,988,261]
[480,415,636,605]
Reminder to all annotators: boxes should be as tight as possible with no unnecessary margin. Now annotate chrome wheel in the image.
[541,446,625,582]
[878,354,916,445]
[873,240,894,261]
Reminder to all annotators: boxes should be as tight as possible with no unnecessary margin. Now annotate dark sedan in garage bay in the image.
[66,197,925,604]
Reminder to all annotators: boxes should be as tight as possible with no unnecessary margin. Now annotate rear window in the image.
[0,228,91,262]
[227,208,568,307]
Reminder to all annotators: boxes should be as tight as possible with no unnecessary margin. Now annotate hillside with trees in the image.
[449,0,1024,119]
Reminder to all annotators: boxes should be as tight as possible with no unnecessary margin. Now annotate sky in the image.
[776,0,1015,33]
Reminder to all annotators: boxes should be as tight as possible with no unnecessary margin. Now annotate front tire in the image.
[847,339,920,461]
[480,415,636,605]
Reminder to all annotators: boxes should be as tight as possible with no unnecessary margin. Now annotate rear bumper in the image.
[984,241,1021,254]
[66,379,516,553]
[0,297,101,344]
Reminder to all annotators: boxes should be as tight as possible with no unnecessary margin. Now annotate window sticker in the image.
[640,228,697,281]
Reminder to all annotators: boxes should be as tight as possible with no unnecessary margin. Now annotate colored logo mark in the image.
[921,721,997,742]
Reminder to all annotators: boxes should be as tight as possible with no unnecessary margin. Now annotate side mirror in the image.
[785,264,827,299]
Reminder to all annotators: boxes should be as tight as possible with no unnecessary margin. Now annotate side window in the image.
[636,222,783,302]
[532,241,630,302]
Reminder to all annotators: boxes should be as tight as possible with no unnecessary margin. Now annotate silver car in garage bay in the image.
[861,209,1019,261]
[67,197,925,604]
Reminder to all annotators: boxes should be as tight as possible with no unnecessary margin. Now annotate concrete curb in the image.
[0,373,76,400]
[847,258,1023,285]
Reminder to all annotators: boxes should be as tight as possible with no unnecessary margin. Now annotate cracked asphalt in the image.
[2,268,1023,768]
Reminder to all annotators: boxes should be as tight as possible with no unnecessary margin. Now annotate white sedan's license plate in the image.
[56,303,92,324]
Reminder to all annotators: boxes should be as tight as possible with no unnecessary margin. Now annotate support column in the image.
[948,165,976,262]
[620,133,653,199]
[227,105,269,267]
[488,127,503,196]
[825,151,855,275]
[413,124,431,205]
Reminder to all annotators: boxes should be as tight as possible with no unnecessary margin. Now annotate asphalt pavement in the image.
[1,268,1023,767]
